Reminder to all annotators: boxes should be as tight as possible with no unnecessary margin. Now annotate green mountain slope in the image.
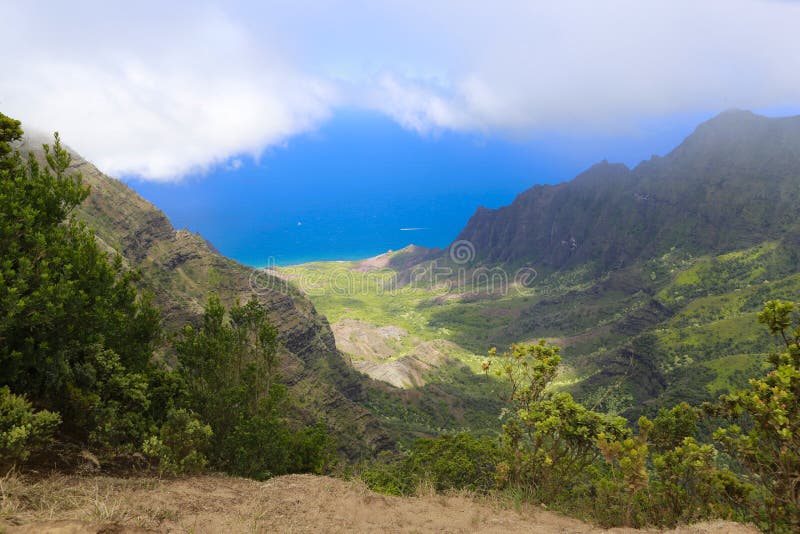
[434,110,800,416]
[19,136,392,456]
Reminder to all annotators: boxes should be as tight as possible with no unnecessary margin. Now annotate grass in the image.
[0,471,172,529]
[703,353,770,394]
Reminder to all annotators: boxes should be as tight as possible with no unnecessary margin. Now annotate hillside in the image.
[18,136,392,457]
[422,110,800,415]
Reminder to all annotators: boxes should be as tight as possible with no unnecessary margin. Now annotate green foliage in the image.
[142,408,212,475]
[358,451,412,496]
[485,341,629,494]
[478,339,754,529]
[0,114,23,168]
[223,416,333,480]
[650,437,751,527]
[404,433,501,493]
[0,387,60,471]
[648,403,699,452]
[712,300,800,531]
[0,114,161,449]
[175,296,333,479]
[360,433,502,496]
[0,116,334,482]
[594,414,747,528]
[176,295,278,437]
[596,417,651,527]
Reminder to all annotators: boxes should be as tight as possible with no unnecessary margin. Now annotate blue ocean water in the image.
[124,109,718,266]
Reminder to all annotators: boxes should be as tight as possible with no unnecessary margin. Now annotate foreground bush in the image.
[175,296,334,479]
[485,341,629,496]
[405,433,502,493]
[0,114,335,481]
[0,113,161,451]
[360,432,502,495]
[142,408,212,475]
[0,387,60,471]
[712,300,800,531]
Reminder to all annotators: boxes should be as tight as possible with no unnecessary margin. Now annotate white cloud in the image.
[0,3,337,180]
[2,0,800,180]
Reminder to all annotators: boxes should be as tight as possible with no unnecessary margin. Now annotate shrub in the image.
[650,437,751,526]
[485,341,629,496]
[404,433,502,493]
[175,296,334,480]
[142,409,212,475]
[596,417,651,527]
[220,405,334,480]
[0,387,60,471]
[357,451,410,495]
[0,116,161,451]
[712,300,800,532]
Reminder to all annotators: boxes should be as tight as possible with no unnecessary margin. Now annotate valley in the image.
[283,235,798,435]
[261,112,800,450]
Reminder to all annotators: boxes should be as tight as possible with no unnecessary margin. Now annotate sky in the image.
[2,1,800,264]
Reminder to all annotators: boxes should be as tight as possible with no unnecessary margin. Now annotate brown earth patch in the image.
[331,319,408,361]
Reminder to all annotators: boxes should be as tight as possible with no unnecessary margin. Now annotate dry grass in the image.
[0,472,760,534]
[1,471,169,530]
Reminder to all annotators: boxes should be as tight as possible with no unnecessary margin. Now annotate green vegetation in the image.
[0,113,160,450]
[285,238,800,429]
[174,296,333,479]
[362,305,799,531]
[712,300,800,530]
[360,432,502,495]
[0,387,60,471]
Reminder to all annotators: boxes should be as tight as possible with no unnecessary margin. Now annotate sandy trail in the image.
[2,474,758,533]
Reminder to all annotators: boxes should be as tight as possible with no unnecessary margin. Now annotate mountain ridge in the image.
[452,110,800,270]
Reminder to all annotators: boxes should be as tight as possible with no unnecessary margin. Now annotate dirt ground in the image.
[0,473,759,534]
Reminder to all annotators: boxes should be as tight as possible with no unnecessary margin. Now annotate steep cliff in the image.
[20,136,391,456]
[454,110,800,271]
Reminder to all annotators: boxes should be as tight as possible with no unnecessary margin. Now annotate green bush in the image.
[358,451,412,496]
[650,437,750,526]
[712,300,800,532]
[143,408,212,475]
[176,297,334,480]
[0,114,161,451]
[360,433,501,496]
[485,341,629,495]
[220,410,333,480]
[404,433,502,493]
[0,387,60,471]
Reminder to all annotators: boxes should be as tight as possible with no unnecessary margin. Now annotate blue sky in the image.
[2,1,800,263]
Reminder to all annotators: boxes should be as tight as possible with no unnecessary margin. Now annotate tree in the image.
[175,295,331,479]
[0,112,161,448]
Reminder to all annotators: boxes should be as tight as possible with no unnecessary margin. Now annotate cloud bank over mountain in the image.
[2,0,799,180]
